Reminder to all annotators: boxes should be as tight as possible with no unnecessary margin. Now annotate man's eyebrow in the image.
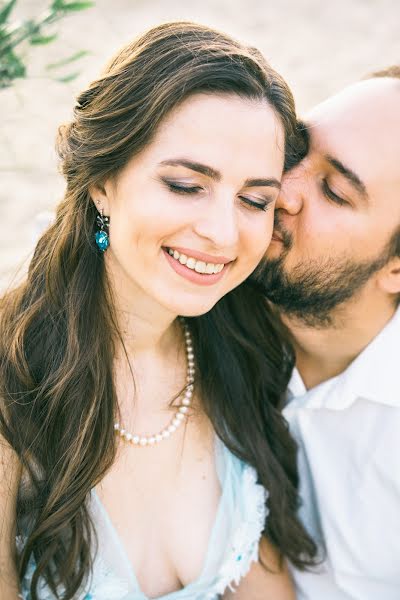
[159,159,221,180]
[159,159,281,189]
[325,154,368,198]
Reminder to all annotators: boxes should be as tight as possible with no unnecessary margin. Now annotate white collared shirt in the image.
[283,307,400,600]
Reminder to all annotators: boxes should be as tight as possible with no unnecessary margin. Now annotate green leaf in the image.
[0,0,17,26]
[30,33,58,45]
[54,70,79,82]
[51,0,65,8]
[46,49,89,69]
[0,48,26,87]
[59,2,94,11]
[0,24,8,40]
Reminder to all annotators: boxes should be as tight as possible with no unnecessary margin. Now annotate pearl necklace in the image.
[114,319,194,447]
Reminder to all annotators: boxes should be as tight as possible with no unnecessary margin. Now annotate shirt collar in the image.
[287,306,400,410]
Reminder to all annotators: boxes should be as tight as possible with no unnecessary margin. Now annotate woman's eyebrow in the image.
[159,158,220,180]
[243,177,281,189]
[159,158,281,189]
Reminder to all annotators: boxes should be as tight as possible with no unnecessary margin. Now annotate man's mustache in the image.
[272,214,293,250]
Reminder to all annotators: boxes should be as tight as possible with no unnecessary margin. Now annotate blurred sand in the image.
[1,0,399,288]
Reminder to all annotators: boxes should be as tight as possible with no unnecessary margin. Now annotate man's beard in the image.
[251,223,391,328]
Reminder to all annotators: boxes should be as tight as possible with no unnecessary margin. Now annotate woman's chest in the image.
[95,428,222,597]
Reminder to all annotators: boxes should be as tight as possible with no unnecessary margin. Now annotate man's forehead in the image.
[303,78,400,183]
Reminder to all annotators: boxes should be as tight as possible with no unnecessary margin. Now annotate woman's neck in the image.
[115,306,180,359]
[105,254,179,358]
[105,262,189,422]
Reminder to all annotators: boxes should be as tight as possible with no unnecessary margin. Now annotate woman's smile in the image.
[163,246,232,286]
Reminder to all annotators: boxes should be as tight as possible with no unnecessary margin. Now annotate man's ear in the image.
[89,181,111,215]
[377,257,400,295]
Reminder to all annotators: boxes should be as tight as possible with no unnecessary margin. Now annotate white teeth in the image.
[194,261,206,274]
[205,263,215,274]
[179,253,187,265]
[167,248,225,275]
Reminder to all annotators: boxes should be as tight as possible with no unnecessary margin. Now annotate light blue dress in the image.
[19,438,268,599]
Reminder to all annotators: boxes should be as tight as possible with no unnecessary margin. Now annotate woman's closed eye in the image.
[239,195,272,211]
[161,178,203,195]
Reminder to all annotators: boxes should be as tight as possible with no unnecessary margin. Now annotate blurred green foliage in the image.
[0,0,94,88]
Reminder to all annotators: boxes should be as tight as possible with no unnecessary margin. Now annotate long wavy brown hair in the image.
[0,21,316,600]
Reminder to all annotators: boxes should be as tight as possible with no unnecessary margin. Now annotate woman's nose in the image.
[193,196,239,250]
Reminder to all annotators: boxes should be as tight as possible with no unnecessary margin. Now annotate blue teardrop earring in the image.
[95,208,110,252]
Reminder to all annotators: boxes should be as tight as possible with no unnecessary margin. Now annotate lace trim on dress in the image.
[207,463,268,597]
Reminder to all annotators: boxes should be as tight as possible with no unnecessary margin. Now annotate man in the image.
[258,67,400,599]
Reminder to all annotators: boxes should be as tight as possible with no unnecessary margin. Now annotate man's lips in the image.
[271,232,283,242]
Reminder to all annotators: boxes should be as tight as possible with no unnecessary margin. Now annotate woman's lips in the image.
[169,246,233,264]
[163,248,230,286]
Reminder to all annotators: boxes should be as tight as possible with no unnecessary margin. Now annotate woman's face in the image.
[92,93,285,317]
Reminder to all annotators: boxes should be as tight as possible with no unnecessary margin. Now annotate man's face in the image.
[258,77,400,326]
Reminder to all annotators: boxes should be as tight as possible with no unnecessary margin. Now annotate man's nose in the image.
[276,165,306,215]
[193,195,239,250]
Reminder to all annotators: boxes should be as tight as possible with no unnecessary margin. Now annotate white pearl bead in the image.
[172,418,181,427]
[176,413,185,421]
[167,424,176,433]
[155,434,163,442]
[120,429,126,436]
[182,398,191,406]
[125,433,132,441]
[139,437,148,446]
[114,423,120,430]
[148,437,156,445]
[162,430,170,439]
[132,435,140,444]
[179,406,189,414]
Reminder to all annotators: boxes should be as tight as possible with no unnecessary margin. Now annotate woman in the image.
[0,22,316,600]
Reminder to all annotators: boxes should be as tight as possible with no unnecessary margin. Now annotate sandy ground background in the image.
[1,0,399,289]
